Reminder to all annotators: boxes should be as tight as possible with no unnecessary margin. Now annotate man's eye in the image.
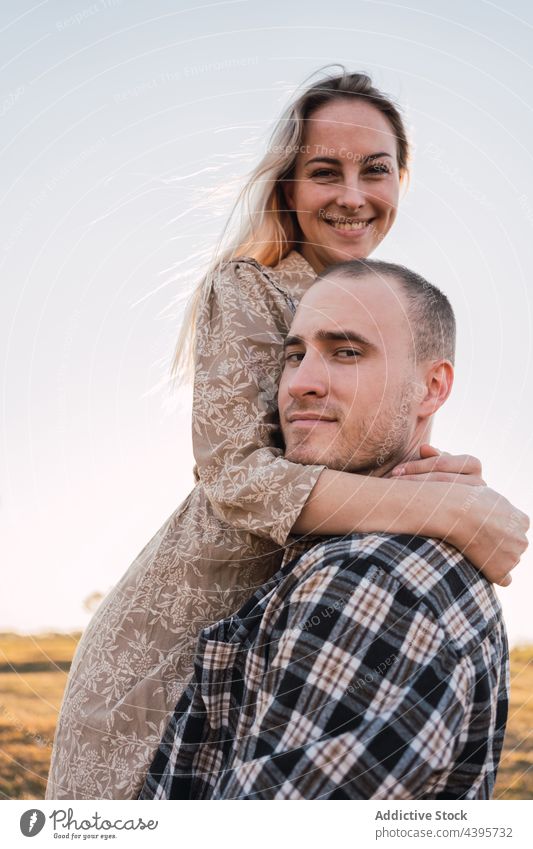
[336,348,361,358]
[284,351,304,363]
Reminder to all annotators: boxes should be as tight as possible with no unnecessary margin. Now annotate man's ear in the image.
[415,361,454,420]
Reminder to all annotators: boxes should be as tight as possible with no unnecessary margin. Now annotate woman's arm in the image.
[291,469,529,585]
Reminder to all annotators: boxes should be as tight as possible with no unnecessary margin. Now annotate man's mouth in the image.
[287,412,337,423]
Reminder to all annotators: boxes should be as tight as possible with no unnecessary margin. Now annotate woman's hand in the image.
[444,485,529,587]
[391,444,485,486]
[389,445,530,586]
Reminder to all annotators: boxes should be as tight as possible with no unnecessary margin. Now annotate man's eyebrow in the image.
[304,152,393,167]
[283,330,377,350]
[316,329,377,349]
[283,334,304,349]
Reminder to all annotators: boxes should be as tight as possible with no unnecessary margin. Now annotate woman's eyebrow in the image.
[304,152,393,167]
[304,156,340,167]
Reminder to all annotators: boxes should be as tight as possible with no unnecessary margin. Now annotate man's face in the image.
[278,273,422,474]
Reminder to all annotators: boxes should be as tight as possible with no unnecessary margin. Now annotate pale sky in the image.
[1,0,532,645]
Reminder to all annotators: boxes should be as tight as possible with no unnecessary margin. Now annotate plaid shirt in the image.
[139,533,509,800]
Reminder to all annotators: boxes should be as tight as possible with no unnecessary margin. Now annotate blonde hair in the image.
[171,64,410,383]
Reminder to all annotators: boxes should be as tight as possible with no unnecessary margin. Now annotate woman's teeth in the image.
[327,219,369,231]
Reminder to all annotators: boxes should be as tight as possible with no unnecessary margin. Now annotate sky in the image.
[1,0,532,645]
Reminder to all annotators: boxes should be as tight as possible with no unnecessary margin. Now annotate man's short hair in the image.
[317,259,456,365]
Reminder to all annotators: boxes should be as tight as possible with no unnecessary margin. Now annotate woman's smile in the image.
[319,211,375,236]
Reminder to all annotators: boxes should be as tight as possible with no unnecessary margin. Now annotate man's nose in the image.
[287,352,329,398]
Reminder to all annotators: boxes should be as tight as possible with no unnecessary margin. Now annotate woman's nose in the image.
[335,177,366,210]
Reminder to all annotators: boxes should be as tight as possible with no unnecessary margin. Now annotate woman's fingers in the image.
[391,452,483,478]
[419,443,442,459]
[395,472,486,486]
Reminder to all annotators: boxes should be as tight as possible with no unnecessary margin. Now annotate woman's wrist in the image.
[422,483,464,546]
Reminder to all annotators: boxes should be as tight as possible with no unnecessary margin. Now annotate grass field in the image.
[0,633,531,799]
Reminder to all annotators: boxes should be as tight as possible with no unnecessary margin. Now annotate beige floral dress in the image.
[46,250,325,800]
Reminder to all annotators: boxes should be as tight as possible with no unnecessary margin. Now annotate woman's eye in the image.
[310,169,338,179]
[367,162,392,175]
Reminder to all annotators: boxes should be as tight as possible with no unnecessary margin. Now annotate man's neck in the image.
[366,421,434,479]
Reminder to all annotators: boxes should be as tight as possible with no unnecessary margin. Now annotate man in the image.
[139,259,509,800]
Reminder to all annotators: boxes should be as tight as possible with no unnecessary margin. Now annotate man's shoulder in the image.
[286,532,472,593]
[286,533,504,656]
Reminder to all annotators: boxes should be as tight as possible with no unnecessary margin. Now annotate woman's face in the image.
[284,99,402,272]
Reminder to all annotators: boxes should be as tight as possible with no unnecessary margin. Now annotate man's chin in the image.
[284,448,319,466]
[284,444,382,474]
[285,445,347,470]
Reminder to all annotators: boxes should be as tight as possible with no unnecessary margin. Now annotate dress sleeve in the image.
[192,258,325,546]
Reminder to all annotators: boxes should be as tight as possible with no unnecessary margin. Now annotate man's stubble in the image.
[283,378,417,477]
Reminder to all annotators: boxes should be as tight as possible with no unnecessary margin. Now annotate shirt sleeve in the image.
[216,548,475,799]
[192,258,325,546]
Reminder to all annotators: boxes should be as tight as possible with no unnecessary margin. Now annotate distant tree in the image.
[82,591,105,614]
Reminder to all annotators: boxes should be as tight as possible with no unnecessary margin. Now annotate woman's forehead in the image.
[302,99,398,149]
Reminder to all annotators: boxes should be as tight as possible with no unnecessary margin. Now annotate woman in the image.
[46,67,528,800]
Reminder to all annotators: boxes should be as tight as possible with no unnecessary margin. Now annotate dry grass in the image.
[0,633,531,799]
[494,646,533,799]
[0,633,80,800]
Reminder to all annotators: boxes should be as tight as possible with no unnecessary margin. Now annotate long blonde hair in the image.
[171,65,410,383]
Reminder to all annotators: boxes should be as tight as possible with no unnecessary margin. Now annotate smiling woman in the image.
[283,99,401,269]
[45,65,528,801]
